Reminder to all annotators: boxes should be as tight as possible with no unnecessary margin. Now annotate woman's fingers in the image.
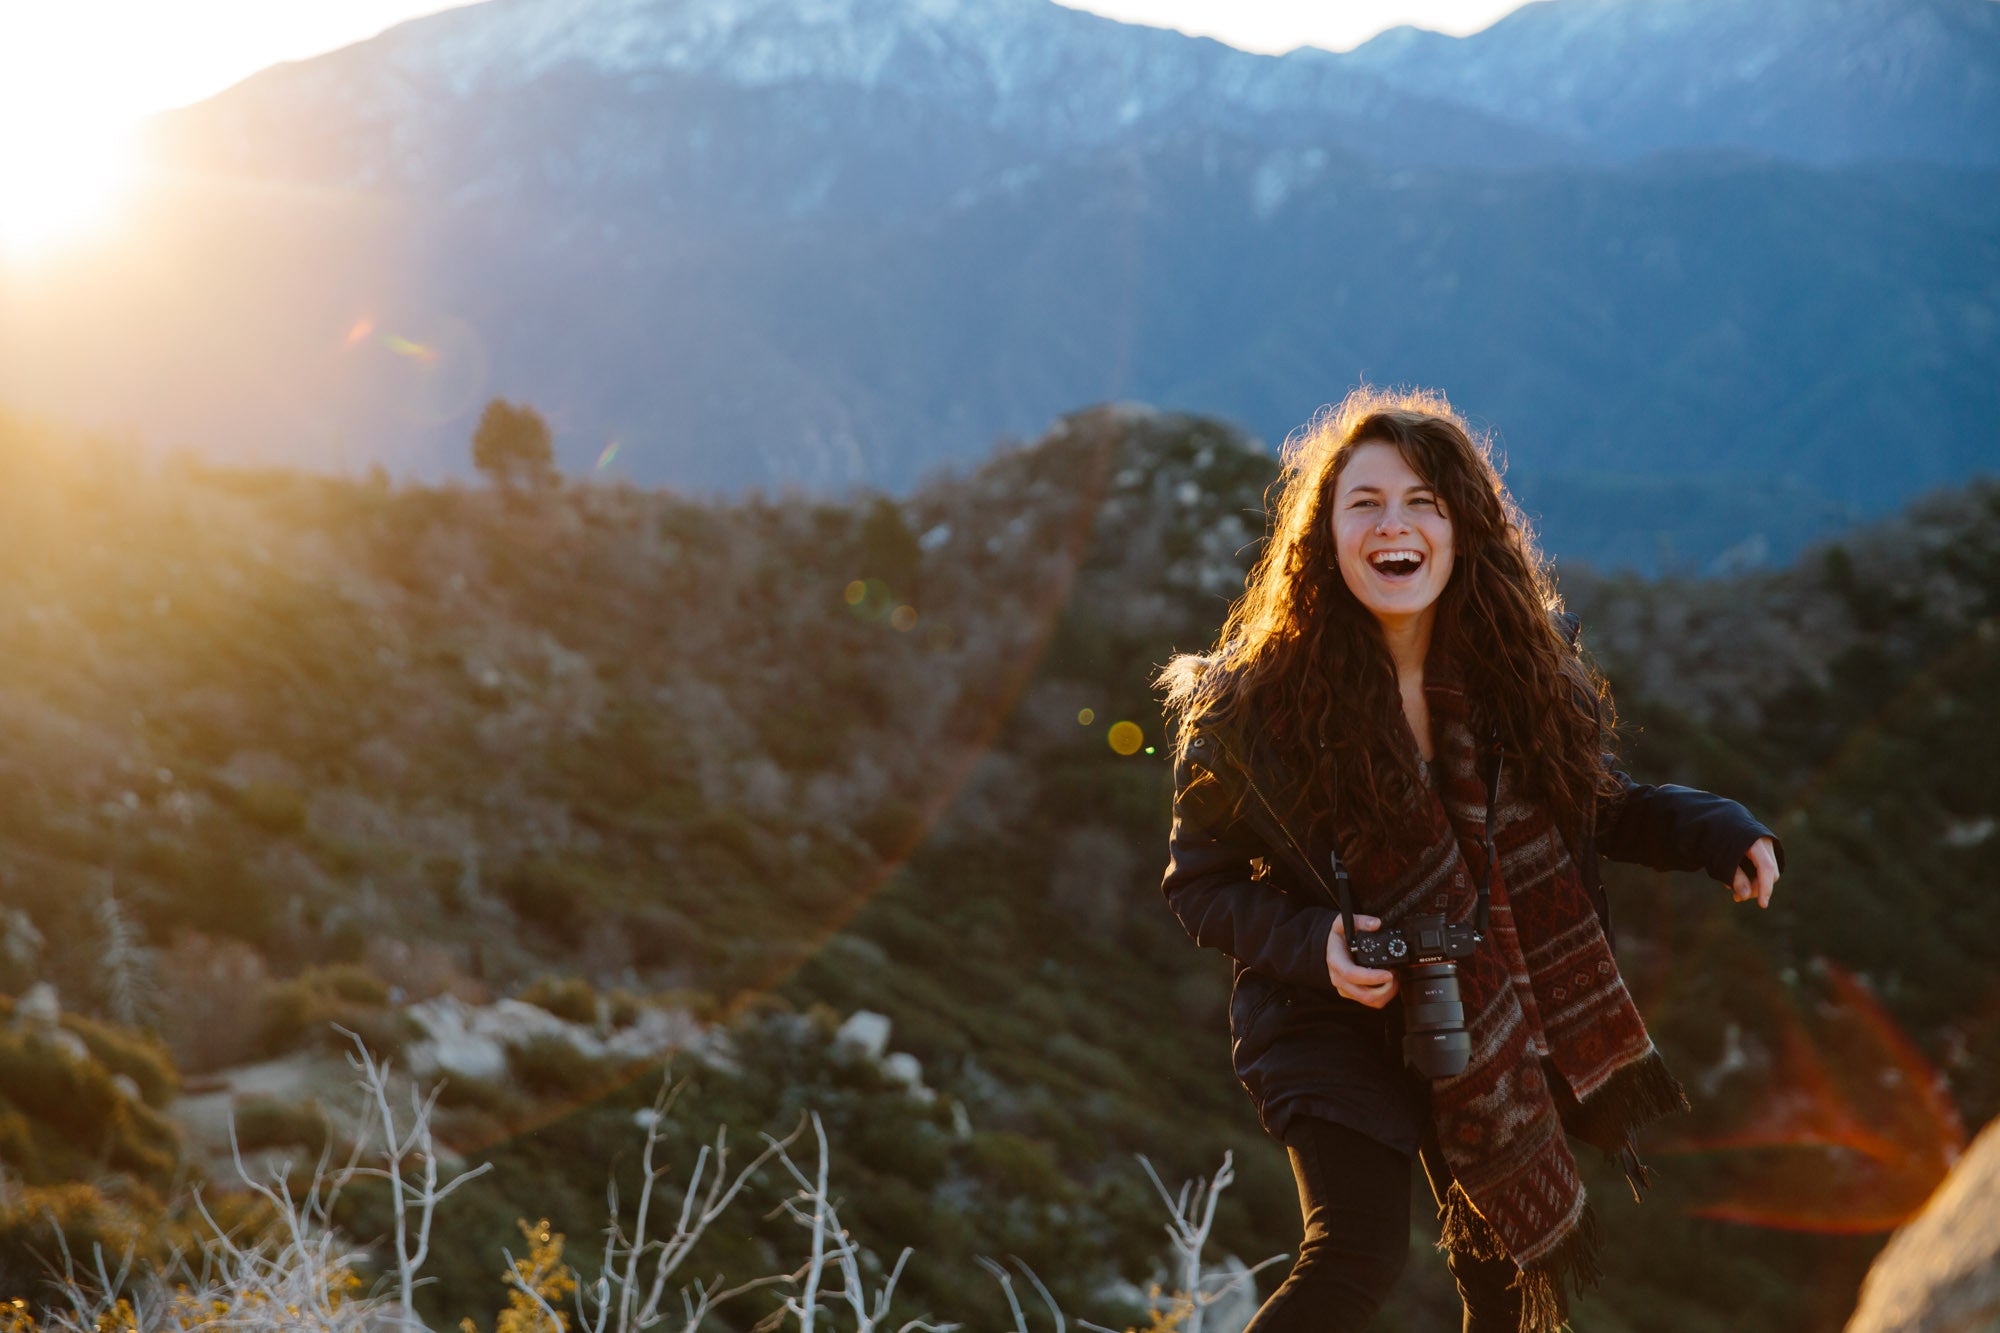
[1327,912,1399,1004]
[1733,838,1782,908]
[1345,972,1400,1008]
[1752,837,1781,907]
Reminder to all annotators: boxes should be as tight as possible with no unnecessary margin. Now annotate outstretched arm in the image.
[1596,761,1785,906]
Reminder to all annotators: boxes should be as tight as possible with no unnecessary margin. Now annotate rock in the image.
[13,982,60,1030]
[881,1051,923,1088]
[834,1010,892,1063]
[403,993,710,1084]
[880,1051,936,1104]
[599,1004,704,1062]
[403,994,510,1081]
[1846,1115,2000,1333]
[48,1029,92,1064]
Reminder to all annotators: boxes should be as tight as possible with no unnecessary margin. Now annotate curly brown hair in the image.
[1158,386,1619,857]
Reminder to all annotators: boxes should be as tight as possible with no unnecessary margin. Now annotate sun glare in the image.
[0,115,140,265]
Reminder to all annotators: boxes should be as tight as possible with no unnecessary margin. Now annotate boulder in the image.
[834,1010,892,1063]
[12,982,59,1030]
[403,993,711,1083]
[1846,1115,2000,1332]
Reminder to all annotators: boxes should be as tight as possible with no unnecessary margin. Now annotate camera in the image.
[1349,913,1479,1080]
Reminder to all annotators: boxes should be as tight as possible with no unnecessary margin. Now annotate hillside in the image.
[0,408,1995,1329]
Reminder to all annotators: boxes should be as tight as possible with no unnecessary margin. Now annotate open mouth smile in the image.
[1367,549,1426,580]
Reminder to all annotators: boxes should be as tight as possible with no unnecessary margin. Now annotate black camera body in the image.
[1350,913,1481,1079]
[1348,913,1478,970]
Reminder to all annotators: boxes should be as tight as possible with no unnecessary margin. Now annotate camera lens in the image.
[1402,961,1472,1079]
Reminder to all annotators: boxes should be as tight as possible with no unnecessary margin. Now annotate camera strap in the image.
[1326,731,1503,944]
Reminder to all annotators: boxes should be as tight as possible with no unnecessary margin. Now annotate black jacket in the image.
[1161,686,1783,1154]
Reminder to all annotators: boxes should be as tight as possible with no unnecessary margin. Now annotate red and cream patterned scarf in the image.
[1338,651,1688,1332]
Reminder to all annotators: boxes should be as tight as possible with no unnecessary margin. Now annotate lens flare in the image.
[1077,708,1095,725]
[384,335,437,363]
[344,318,375,348]
[1654,961,1965,1234]
[1107,721,1143,755]
[890,605,918,632]
[845,578,894,620]
[596,440,621,470]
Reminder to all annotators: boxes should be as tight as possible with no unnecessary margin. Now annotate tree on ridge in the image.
[472,398,556,489]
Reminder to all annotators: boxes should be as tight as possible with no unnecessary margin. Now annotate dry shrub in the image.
[154,931,270,1075]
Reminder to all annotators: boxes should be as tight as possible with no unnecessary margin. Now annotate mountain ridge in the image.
[1345,0,2000,164]
[5,0,1994,572]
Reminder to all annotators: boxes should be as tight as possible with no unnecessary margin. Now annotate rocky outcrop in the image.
[1846,1115,2000,1333]
[402,994,709,1081]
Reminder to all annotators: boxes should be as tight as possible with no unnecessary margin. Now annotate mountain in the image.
[1346,0,2000,167]
[1,0,1995,572]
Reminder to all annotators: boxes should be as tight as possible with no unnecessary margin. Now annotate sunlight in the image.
[0,89,141,265]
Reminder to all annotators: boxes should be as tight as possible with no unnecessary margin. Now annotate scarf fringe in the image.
[1437,1185,1604,1333]
[1436,1181,1509,1261]
[1510,1202,1603,1333]
[1562,1049,1690,1153]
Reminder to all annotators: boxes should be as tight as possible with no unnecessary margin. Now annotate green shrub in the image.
[504,1035,604,1099]
[604,989,642,1029]
[495,860,593,947]
[519,975,598,1025]
[0,1032,120,1149]
[0,1035,181,1193]
[230,1096,329,1154]
[435,1073,526,1118]
[312,964,390,1006]
[256,965,398,1057]
[965,1131,1066,1198]
[0,1184,158,1304]
[233,780,307,833]
[61,1013,179,1109]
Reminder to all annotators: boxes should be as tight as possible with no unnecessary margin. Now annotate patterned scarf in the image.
[1337,651,1688,1332]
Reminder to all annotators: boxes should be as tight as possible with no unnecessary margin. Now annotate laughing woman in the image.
[1157,388,1783,1333]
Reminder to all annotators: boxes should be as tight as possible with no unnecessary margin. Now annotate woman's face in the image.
[1331,441,1456,633]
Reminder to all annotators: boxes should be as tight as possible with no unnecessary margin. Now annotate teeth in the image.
[1369,550,1424,567]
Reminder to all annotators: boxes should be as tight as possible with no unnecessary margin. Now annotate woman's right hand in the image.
[1327,914,1401,1008]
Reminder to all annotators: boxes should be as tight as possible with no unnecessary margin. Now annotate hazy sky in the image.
[0,0,1523,257]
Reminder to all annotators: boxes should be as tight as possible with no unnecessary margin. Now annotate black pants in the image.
[1243,1115,1523,1333]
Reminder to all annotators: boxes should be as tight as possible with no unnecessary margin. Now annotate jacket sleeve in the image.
[1161,753,1340,992]
[1594,759,1786,886]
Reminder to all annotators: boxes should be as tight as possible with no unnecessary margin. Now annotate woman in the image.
[1157,388,1783,1333]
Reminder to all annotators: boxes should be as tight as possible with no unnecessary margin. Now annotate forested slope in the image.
[0,409,1993,1330]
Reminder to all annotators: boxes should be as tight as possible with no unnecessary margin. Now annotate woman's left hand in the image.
[1731,837,1781,908]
